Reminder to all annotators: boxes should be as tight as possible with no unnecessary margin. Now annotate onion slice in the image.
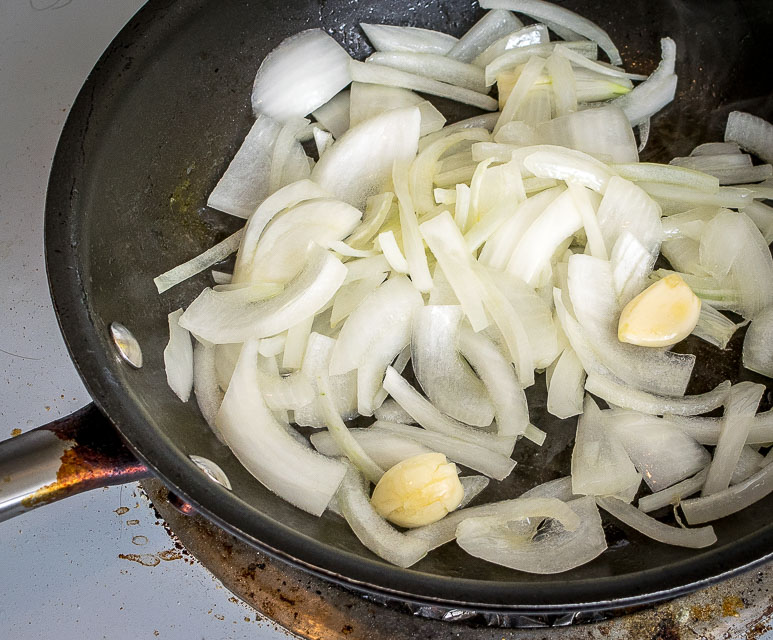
[725,111,773,165]
[163,311,193,402]
[597,496,716,548]
[311,429,433,470]
[360,23,458,55]
[448,9,524,63]
[743,305,773,376]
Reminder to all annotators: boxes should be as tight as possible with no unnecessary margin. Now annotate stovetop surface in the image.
[0,2,771,639]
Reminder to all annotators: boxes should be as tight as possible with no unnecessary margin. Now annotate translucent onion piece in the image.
[597,496,716,548]
[743,305,773,376]
[245,198,362,284]
[374,398,416,425]
[494,121,538,146]
[312,89,350,139]
[571,397,641,498]
[216,339,345,516]
[330,275,423,375]
[211,270,232,285]
[312,106,421,211]
[521,476,576,501]
[458,326,529,437]
[611,38,676,126]
[420,211,489,331]
[725,111,773,165]
[337,464,429,568]
[459,476,491,508]
[546,52,577,117]
[311,429,433,470]
[360,23,458,55]
[251,29,352,121]
[546,348,585,419]
[233,179,332,284]
[294,332,358,427]
[346,192,395,249]
[536,105,638,164]
[192,341,224,438]
[731,446,765,485]
[691,142,742,157]
[596,176,663,258]
[349,60,498,111]
[343,255,391,284]
[613,162,719,193]
[585,373,731,416]
[681,462,773,525]
[417,113,499,152]
[610,232,655,308]
[484,41,597,87]
[664,412,773,446]
[382,368,517,457]
[522,147,614,193]
[259,370,314,411]
[480,0,621,65]
[348,83,446,137]
[456,495,607,574]
[330,273,387,327]
[702,382,764,496]
[474,24,549,68]
[609,412,710,491]
[372,422,517,481]
[268,118,311,194]
[394,161,433,291]
[154,229,243,294]
[448,9,523,63]
[553,43,646,81]
[638,182,752,215]
[637,468,708,513]
[569,182,606,259]
[494,55,546,134]
[207,116,281,218]
[366,52,486,93]
[282,315,315,370]
[313,126,334,157]
[693,305,743,350]
[411,306,494,427]
[258,334,286,358]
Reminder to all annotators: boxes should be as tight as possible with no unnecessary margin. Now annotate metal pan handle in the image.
[0,403,151,522]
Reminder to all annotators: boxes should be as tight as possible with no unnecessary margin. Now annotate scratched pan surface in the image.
[46,0,773,613]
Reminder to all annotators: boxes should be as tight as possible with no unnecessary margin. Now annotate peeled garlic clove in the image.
[618,274,701,347]
[370,452,464,528]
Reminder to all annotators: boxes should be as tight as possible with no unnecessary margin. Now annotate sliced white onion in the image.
[455,495,607,574]
[637,468,708,513]
[691,142,742,157]
[336,463,429,567]
[394,161,433,292]
[418,113,499,152]
[258,334,286,358]
[474,24,549,68]
[312,105,421,211]
[346,192,395,249]
[216,339,345,516]
[373,398,416,425]
[154,229,244,294]
[267,118,311,194]
[546,52,577,116]
[536,105,638,164]
[348,83,446,137]
[330,273,387,328]
[523,147,614,193]
[343,254,391,284]
[585,373,731,417]
[743,305,773,376]
[372,421,517,481]
[553,43,646,81]
[613,162,719,193]
[484,41,597,87]
[743,201,773,244]
[611,38,676,127]
[210,270,232,286]
[411,306,494,427]
[420,211,489,331]
[494,55,547,134]
[459,476,491,508]
[597,496,716,548]
[233,179,332,284]
[163,309,193,402]
[207,116,281,218]
[192,340,224,439]
[294,332,358,427]
[360,23,458,55]
[313,126,334,158]
[258,370,314,411]
[638,183,752,215]
[180,246,345,344]
[546,348,585,419]
[494,120,538,146]
[521,476,576,502]
[448,9,523,63]
[311,429,432,470]
[251,29,352,121]
[731,446,765,485]
[458,325,529,437]
[725,111,773,165]
[701,382,764,496]
[349,60,498,111]
[330,275,422,375]
[571,397,641,498]
[681,462,773,525]
[374,232,407,276]
[693,305,743,350]
[664,412,773,446]
[382,368,516,457]
[610,232,656,306]
[365,51,486,93]
[480,0,621,65]
[282,314,314,370]
[597,176,662,258]
[312,89,350,139]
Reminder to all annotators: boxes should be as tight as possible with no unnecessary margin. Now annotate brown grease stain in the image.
[114,506,129,515]
[722,595,745,617]
[689,603,716,621]
[131,535,148,546]
[11,428,22,437]
[126,519,140,526]
[158,549,182,562]
[119,553,160,567]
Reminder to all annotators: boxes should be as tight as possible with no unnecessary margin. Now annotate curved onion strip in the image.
[459,476,491,508]
[365,51,486,92]
[155,229,244,293]
[251,29,352,121]
[377,231,409,274]
[382,368,517,457]
[164,309,194,402]
[180,247,346,344]
[360,23,458,55]
[455,496,607,574]
[394,161,433,291]
[374,398,416,425]
[597,497,716,548]
[216,339,346,516]
[521,476,575,501]
[411,306,494,427]
[458,325,529,437]
[336,464,429,568]
[682,462,773,525]
[346,192,395,249]
[418,113,499,152]
[494,55,546,134]
[725,111,773,165]
[311,429,432,470]
[192,341,224,439]
[546,348,585,419]
[664,412,773,446]
[448,9,523,63]
[312,90,350,139]
[282,315,315,370]
[743,305,773,376]
[585,374,731,417]
[474,24,549,68]
[638,468,708,513]
[330,273,387,328]
[702,382,764,496]
[484,41,597,87]
[312,106,421,211]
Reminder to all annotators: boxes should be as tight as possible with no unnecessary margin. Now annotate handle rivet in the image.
[110,322,143,368]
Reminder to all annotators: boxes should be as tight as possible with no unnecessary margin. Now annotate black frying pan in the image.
[7,0,773,615]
